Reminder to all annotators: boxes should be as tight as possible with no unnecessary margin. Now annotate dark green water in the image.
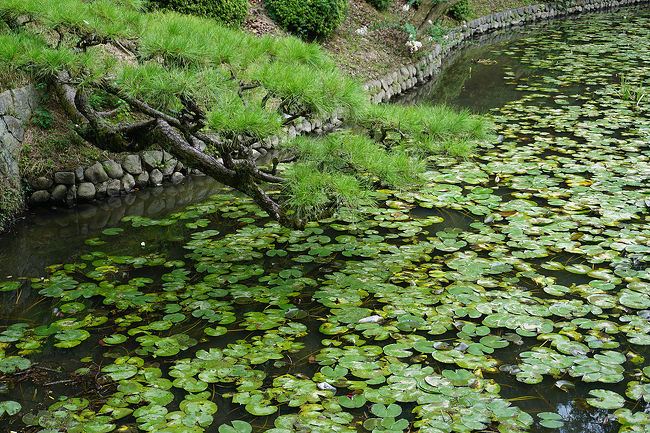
[0,176,221,279]
[1,6,650,433]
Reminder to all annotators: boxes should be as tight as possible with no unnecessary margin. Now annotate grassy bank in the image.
[246,0,544,80]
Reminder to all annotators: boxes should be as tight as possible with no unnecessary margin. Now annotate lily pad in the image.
[586,389,625,409]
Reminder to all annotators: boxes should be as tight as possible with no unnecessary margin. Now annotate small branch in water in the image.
[44,379,75,386]
[34,365,63,374]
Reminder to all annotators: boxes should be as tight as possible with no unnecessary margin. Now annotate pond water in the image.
[1,6,650,433]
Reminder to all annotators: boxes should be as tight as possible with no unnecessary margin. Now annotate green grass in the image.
[618,75,647,107]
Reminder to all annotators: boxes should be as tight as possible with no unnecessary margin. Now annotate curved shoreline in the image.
[364,0,650,102]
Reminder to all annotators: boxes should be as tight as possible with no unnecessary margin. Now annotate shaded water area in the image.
[1,6,650,433]
[0,176,222,279]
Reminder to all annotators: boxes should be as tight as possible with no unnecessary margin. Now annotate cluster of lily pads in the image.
[1,7,650,433]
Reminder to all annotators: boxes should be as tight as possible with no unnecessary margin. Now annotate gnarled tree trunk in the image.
[411,0,463,36]
[52,71,305,229]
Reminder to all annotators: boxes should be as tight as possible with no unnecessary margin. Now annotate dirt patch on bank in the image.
[20,90,111,180]
[244,0,422,81]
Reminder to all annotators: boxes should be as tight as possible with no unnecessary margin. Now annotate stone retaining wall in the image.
[29,150,194,206]
[365,0,650,102]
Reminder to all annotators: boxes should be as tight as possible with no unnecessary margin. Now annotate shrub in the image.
[366,0,392,11]
[448,0,471,21]
[151,0,249,26]
[266,0,348,40]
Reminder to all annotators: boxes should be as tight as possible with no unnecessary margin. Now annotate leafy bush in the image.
[266,0,348,40]
[366,0,392,11]
[448,0,471,21]
[151,0,249,26]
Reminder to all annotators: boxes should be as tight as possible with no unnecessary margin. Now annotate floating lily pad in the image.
[0,400,21,417]
[586,389,625,409]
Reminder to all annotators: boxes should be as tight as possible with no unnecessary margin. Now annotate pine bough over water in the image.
[0,0,487,228]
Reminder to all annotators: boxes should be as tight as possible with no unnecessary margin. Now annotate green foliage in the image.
[448,0,471,21]
[366,0,393,11]
[31,106,53,129]
[0,1,365,139]
[617,75,646,106]
[286,131,425,187]
[266,0,348,40]
[371,20,416,41]
[401,22,417,40]
[0,0,492,223]
[426,21,447,42]
[282,162,372,219]
[150,0,249,26]
[3,11,650,433]
[280,131,424,218]
[358,103,490,156]
[0,0,145,38]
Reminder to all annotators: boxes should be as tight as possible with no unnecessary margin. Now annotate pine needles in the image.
[280,131,425,218]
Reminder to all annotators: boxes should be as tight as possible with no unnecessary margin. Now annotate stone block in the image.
[162,158,177,176]
[121,154,142,174]
[141,150,163,170]
[171,172,184,185]
[31,176,53,190]
[75,167,85,182]
[135,172,149,188]
[30,190,50,204]
[0,90,12,115]
[51,184,67,202]
[85,162,109,183]
[78,182,96,200]
[121,173,135,192]
[66,185,77,205]
[0,120,21,156]
[54,171,75,185]
[106,179,121,197]
[96,181,108,198]
[149,169,163,186]
[10,85,39,122]
[4,115,24,142]
[102,159,123,179]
